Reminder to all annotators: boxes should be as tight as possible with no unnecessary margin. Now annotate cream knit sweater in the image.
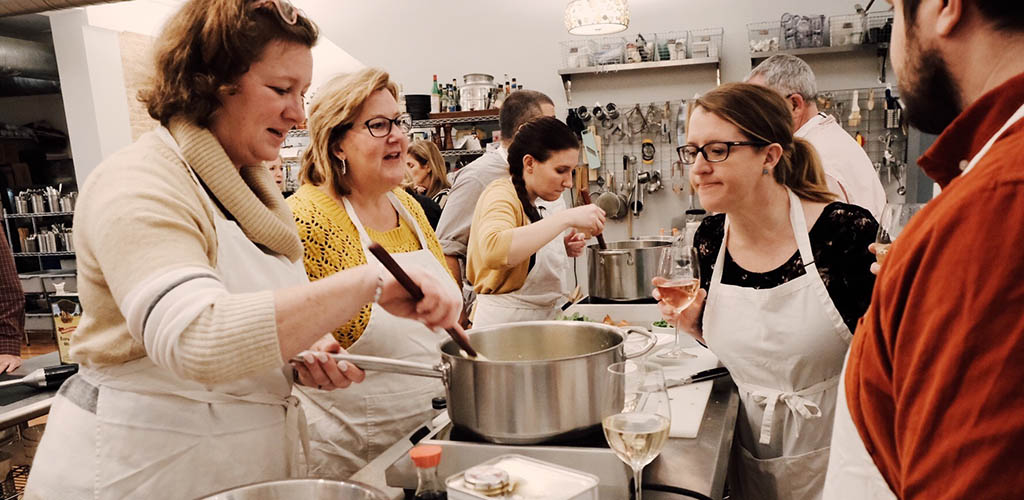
[69,117,302,384]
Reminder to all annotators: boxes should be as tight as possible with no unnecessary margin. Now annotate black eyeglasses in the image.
[677,141,770,164]
[362,114,413,138]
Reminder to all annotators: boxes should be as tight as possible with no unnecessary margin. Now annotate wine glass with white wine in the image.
[875,203,926,265]
[652,235,701,359]
[603,361,672,500]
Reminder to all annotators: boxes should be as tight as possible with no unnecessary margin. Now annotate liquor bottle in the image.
[511,77,517,92]
[504,73,510,96]
[397,84,407,114]
[451,78,460,111]
[430,75,441,114]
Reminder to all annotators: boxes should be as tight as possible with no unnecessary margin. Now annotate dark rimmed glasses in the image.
[364,114,413,138]
[676,141,770,164]
[252,0,300,25]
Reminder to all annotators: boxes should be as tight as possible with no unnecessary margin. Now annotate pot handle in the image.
[300,352,445,379]
[597,249,630,256]
[622,326,657,359]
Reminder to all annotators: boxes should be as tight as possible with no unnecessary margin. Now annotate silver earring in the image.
[762,168,769,175]
[340,158,347,175]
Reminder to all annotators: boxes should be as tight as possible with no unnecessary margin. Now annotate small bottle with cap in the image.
[410,445,447,500]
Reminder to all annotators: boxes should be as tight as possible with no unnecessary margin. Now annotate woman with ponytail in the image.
[467,117,605,327]
[24,2,462,498]
[654,83,876,500]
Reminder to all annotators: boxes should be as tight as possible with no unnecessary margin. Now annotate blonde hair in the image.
[141,0,317,127]
[300,67,399,197]
[406,140,450,199]
[693,82,834,203]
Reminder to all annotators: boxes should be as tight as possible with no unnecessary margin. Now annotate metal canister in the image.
[46,193,59,213]
[29,193,44,213]
[14,196,27,214]
[24,235,38,253]
[460,73,496,111]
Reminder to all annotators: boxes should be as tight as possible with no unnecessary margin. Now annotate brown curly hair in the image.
[141,0,318,127]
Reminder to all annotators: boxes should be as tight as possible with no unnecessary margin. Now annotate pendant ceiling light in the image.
[564,0,630,36]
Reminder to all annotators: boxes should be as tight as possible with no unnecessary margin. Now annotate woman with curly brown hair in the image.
[23,1,460,498]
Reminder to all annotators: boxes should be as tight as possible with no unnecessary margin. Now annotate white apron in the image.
[471,199,570,328]
[821,102,1024,500]
[293,192,457,479]
[703,189,852,500]
[25,127,310,500]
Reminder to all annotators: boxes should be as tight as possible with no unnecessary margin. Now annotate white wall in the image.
[48,0,363,182]
[302,0,897,294]
[0,94,68,133]
[50,8,133,183]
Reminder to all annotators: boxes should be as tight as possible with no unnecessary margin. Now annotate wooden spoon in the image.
[367,243,480,358]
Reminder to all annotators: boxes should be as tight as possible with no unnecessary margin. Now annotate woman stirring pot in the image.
[467,117,604,327]
[23,3,460,498]
[287,68,463,478]
[655,83,876,500]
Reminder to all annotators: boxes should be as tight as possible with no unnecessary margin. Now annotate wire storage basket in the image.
[780,13,827,49]
[688,27,723,59]
[747,21,781,54]
[829,11,894,47]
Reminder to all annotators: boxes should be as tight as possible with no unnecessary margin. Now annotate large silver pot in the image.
[199,479,387,500]
[460,73,496,111]
[333,321,655,445]
[587,239,670,301]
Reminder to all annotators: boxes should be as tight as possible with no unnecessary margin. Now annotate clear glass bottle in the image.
[410,445,447,500]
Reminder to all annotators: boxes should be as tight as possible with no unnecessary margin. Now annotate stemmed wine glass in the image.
[875,203,926,265]
[652,235,701,359]
[602,361,672,500]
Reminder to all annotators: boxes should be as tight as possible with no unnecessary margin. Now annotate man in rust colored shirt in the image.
[822,1,1024,499]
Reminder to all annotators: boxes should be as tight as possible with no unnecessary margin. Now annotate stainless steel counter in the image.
[644,373,739,499]
[353,371,739,499]
[0,352,60,429]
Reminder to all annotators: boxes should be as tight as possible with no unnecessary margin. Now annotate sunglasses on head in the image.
[252,0,300,25]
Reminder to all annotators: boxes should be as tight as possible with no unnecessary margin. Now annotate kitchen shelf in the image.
[4,211,74,219]
[558,56,720,77]
[750,42,887,64]
[441,149,487,158]
[13,251,74,257]
[24,312,52,318]
[412,115,499,127]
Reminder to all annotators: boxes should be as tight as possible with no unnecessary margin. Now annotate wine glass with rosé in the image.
[875,203,926,265]
[652,235,700,359]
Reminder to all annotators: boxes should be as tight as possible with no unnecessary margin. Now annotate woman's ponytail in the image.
[775,138,835,203]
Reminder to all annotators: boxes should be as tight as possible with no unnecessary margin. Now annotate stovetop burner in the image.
[447,424,610,449]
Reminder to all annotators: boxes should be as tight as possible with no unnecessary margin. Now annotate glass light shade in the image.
[564,0,630,36]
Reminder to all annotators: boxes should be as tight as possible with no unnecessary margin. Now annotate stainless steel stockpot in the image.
[199,479,387,500]
[587,239,671,301]
[333,321,655,445]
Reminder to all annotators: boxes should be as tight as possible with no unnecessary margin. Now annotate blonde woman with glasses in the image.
[286,68,461,479]
[23,2,460,498]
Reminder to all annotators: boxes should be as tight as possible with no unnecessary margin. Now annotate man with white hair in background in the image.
[747,54,886,218]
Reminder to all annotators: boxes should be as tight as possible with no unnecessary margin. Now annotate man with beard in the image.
[823,1,1024,499]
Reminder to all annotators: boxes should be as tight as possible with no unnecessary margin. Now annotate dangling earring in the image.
[339,158,347,175]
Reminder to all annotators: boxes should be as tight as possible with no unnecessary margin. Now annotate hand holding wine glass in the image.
[875,203,926,268]
[651,235,701,359]
[602,361,672,500]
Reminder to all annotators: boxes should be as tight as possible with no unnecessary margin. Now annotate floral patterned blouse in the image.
[694,202,878,333]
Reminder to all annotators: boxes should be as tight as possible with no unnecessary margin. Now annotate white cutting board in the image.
[649,335,721,439]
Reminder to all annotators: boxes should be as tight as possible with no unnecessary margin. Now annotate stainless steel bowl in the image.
[198,479,388,500]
